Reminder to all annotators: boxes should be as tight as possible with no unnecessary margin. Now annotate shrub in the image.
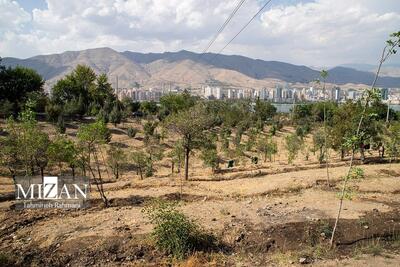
[56,115,66,134]
[143,200,216,259]
[0,253,13,266]
[127,127,138,138]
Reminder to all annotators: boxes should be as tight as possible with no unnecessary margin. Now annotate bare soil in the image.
[1,121,400,266]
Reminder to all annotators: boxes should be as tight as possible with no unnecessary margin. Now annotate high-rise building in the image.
[380,88,389,100]
[331,86,341,102]
[259,88,268,100]
[274,84,283,102]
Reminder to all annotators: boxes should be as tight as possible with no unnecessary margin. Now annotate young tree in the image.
[131,151,148,180]
[77,120,111,206]
[330,31,400,246]
[109,104,122,127]
[257,136,278,162]
[200,145,220,173]
[313,129,326,164]
[47,135,77,176]
[107,145,126,180]
[285,133,303,164]
[168,141,185,174]
[165,104,213,180]
[384,122,400,162]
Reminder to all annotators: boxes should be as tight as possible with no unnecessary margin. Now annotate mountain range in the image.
[2,47,400,90]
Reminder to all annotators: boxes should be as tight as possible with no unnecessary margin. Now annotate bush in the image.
[56,115,66,134]
[0,253,13,266]
[127,127,138,138]
[143,200,216,259]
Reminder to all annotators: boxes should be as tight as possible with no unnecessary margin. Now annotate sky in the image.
[1,0,399,67]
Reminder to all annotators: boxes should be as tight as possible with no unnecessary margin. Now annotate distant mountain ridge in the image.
[3,47,400,89]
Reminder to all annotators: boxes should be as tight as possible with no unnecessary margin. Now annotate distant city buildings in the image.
[115,81,398,106]
[117,87,182,102]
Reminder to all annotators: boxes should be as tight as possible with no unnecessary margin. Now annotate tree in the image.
[313,129,326,164]
[254,99,276,123]
[159,92,196,119]
[330,31,400,246]
[131,151,148,180]
[50,65,118,118]
[77,120,111,206]
[165,104,213,180]
[257,136,277,162]
[140,101,159,117]
[47,135,78,177]
[331,101,359,160]
[285,133,303,164]
[200,145,220,173]
[168,141,185,174]
[384,122,400,162]
[0,119,21,180]
[109,104,122,126]
[107,145,126,180]
[33,130,50,178]
[0,65,44,114]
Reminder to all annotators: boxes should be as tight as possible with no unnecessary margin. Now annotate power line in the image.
[202,0,246,54]
[154,0,275,89]
[210,0,273,63]
[179,0,247,84]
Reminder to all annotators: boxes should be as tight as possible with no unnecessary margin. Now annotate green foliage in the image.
[131,151,148,179]
[165,103,213,180]
[312,129,326,163]
[200,146,220,173]
[296,123,311,138]
[0,253,14,266]
[292,104,313,125]
[348,167,365,180]
[0,99,14,118]
[159,92,196,119]
[56,115,66,134]
[109,104,122,126]
[254,99,276,122]
[77,120,111,146]
[285,133,303,164]
[245,128,258,151]
[143,120,158,139]
[127,127,139,138]
[257,136,278,162]
[49,65,117,119]
[385,122,400,161]
[168,141,185,173]
[47,135,78,175]
[140,101,159,116]
[220,126,231,151]
[143,200,216,259]
[107,145,126,179]
[0,65,44,114]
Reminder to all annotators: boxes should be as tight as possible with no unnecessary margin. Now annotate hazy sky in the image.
[1,0,399,66]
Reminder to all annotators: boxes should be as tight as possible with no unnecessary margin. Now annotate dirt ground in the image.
[0,120,400,266]
[1,161,400,266]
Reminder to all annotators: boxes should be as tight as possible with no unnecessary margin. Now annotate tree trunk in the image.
[340,149,345,161]
[360,145,365,163]
[184,147,190,181]
[139,167,143,180]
